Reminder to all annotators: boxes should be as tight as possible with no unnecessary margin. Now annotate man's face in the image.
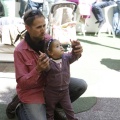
[26,16,46,43]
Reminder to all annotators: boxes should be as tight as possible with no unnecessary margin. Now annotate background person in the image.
[19,0,49,18]
[92,0,115,28]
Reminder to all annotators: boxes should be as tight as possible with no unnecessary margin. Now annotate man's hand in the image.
[70,40,83,56]
[36,51,50,72]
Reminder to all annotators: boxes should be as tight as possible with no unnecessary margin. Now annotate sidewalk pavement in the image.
[73,35,120,120]
[0,35,120,120]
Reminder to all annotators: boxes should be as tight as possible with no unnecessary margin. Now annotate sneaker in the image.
[6,95,20,119]
[95,21,99,24]
[54,108,67,120]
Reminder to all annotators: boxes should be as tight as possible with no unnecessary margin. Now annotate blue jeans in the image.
[19,0,28,17]
[19,0,43,18]
[92,1,115,22]
[16,103,47,120]
[25,0,43,12]
[16,77,87,120]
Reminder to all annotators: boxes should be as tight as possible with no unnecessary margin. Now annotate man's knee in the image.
[69,78,87,102]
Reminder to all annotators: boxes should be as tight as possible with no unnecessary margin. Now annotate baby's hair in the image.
[44,39,57,56]
[47,39,54,51]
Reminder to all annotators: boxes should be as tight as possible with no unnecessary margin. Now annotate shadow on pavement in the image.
[0,87,16,104]
[100,58,120,71]
[0,87,16,120]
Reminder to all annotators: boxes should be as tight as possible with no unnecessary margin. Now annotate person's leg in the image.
[25,0,37,11]
[43,1,49,18]
[38,3,43,11]
[92,2,98,21]
[69,77,87,103]
[60,89,78,120]
[113,6,119,32]
[44,88,59,120]
[6,94,66,120]
[6,95,20,119]
[92,1,115,27]
[25,1,43,11]
[16,103,47,120]
[19,0,28,17]
[16,104,28,120]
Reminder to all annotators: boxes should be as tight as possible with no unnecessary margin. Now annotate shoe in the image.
[98,20,105,28]
[19,11,22,18]
[6,95,20,119]
[95,21,99,24]
[54,108,67,120]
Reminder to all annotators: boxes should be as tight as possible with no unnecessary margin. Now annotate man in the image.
[92,0,115,28]
[6,9,87,120]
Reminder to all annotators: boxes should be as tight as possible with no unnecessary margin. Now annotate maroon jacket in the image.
[45,53,80,91]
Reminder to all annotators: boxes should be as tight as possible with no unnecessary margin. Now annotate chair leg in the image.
[81,23,86,36]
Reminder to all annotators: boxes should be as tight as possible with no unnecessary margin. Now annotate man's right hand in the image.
[36,52,50,73]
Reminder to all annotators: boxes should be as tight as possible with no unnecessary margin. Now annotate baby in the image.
[41,39,81,120]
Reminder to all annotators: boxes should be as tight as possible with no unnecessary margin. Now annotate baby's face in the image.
[50,40,65,59]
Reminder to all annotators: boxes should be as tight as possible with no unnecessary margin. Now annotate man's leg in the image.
[6,95,20,119]
[69,77,87,103]
[6,95,47,120]
[6,78,87,120]
[16,103,47,120]
[16,104,28,120]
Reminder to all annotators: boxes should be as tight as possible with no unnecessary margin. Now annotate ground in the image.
[0,33,120,120]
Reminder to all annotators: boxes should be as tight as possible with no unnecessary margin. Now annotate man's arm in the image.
[14,50,49,90]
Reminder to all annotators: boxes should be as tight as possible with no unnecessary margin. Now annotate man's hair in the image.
[23,9,45,26]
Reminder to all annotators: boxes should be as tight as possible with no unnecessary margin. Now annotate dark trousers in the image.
[25,0,43,12]
[45,88,78,120]
[92,1,115,22]
[19,0,27,17]
[16,77,87,120]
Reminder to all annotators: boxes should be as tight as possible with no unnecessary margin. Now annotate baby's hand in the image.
[70,39,80,50]
[70,39,83,56]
